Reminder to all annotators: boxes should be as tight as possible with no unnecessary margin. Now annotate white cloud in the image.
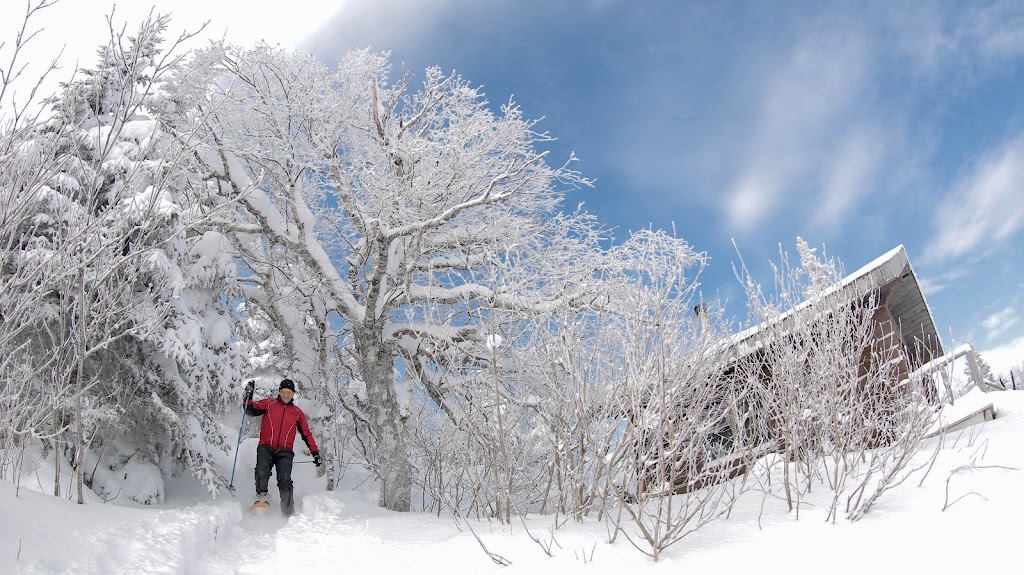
[723,29,869,232]
[813,125,883,229]
[726,174,780,232]
[885,2,1024,78]
[925,134,1024,263]
[961,1,1024,61]
[718,1,1024,238]
[302,0,455,56]
[980,334,1024,379]
[916,265,971,299]
[983,305,1019,342]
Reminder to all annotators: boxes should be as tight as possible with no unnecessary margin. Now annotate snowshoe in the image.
[251,492,271,512]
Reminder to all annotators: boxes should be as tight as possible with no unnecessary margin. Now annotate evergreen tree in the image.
[964,349,997,389]
[1,14,242,500]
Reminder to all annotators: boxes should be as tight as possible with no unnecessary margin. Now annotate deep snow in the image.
[3,388,1023,574]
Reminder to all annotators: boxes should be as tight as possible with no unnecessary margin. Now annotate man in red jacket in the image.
[243,378,322,516]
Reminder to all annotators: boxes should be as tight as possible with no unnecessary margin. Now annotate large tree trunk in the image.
[355,329,412,512]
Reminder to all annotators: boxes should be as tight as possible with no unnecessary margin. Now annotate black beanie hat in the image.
[279,378,296,392]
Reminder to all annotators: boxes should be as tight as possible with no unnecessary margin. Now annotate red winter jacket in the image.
[244,396,319,454]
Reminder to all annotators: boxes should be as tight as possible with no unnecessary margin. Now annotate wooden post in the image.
[964,346,986,393]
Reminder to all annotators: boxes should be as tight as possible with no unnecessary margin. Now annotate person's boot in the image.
[279,487,294,517]
[250,491,270,512]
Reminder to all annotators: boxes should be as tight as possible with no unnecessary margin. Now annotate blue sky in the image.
[302,0,1024,376]
[2,0,1021,375]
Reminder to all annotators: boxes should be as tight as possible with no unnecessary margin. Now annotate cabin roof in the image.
[725,245,943,366]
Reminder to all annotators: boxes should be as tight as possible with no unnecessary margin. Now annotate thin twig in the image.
[462,515,512,566]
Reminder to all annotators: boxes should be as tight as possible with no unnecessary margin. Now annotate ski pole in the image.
[229,382,253,491]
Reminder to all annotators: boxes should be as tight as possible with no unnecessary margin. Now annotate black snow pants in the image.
[255,444,295,516]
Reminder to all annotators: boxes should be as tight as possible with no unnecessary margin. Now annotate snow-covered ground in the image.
[4,389,1023,574]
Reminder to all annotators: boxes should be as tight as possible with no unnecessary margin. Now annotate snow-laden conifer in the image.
[0,13,242,500]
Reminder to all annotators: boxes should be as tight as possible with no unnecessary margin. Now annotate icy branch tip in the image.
[486,334,504,350]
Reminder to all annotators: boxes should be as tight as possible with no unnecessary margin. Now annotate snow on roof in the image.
[721,245,939,362]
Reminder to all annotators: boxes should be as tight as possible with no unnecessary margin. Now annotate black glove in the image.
[244,381,255,399]
[312,452,323,467]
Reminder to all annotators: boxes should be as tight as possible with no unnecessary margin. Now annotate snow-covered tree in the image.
[0,13,244,500]
[0,0,72,482]
[732,240,934,521]
[963,346,996,389]
[176,44,605,511]
[1011,361,1023,390]
[795,236,839,299]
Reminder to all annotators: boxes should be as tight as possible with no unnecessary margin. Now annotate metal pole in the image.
[228,386,252,491]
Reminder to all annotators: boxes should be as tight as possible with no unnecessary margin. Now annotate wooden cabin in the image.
[649,246,948,495]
